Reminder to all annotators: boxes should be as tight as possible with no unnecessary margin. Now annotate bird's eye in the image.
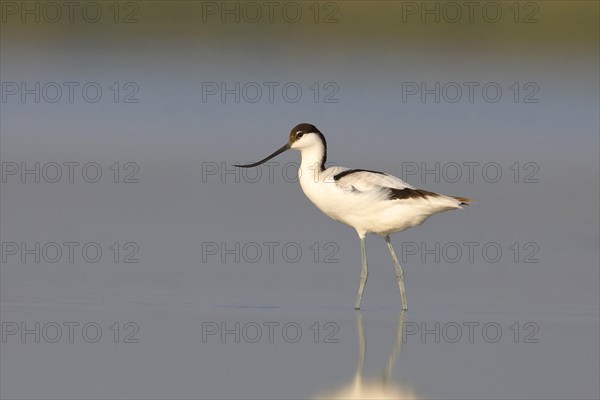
[296,131,304,138]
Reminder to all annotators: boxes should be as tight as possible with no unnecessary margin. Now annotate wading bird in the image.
[235,123,471,310]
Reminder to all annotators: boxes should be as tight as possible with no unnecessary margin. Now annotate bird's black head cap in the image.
[289,123,327,171]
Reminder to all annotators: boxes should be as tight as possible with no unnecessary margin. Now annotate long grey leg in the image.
[354,310,366,386]
[354,236,368,310]
[385,235,408,310]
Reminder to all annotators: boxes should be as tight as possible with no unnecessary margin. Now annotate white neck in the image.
[299,143,327,177]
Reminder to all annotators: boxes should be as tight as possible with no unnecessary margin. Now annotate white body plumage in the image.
[292,129,466,238]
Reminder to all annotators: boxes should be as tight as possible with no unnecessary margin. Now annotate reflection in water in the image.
[317,312,418,399]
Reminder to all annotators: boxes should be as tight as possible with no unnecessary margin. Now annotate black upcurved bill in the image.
[234,143,290,168]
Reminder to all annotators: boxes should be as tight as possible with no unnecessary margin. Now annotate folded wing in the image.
[332,169,414,194]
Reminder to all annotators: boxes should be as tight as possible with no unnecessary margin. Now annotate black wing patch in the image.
[333,169,386,181]
[388,188,440,200]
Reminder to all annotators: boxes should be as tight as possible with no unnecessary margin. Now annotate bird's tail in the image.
[452,196,473,206]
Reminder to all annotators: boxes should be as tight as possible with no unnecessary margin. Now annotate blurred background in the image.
[1,1,598,399]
